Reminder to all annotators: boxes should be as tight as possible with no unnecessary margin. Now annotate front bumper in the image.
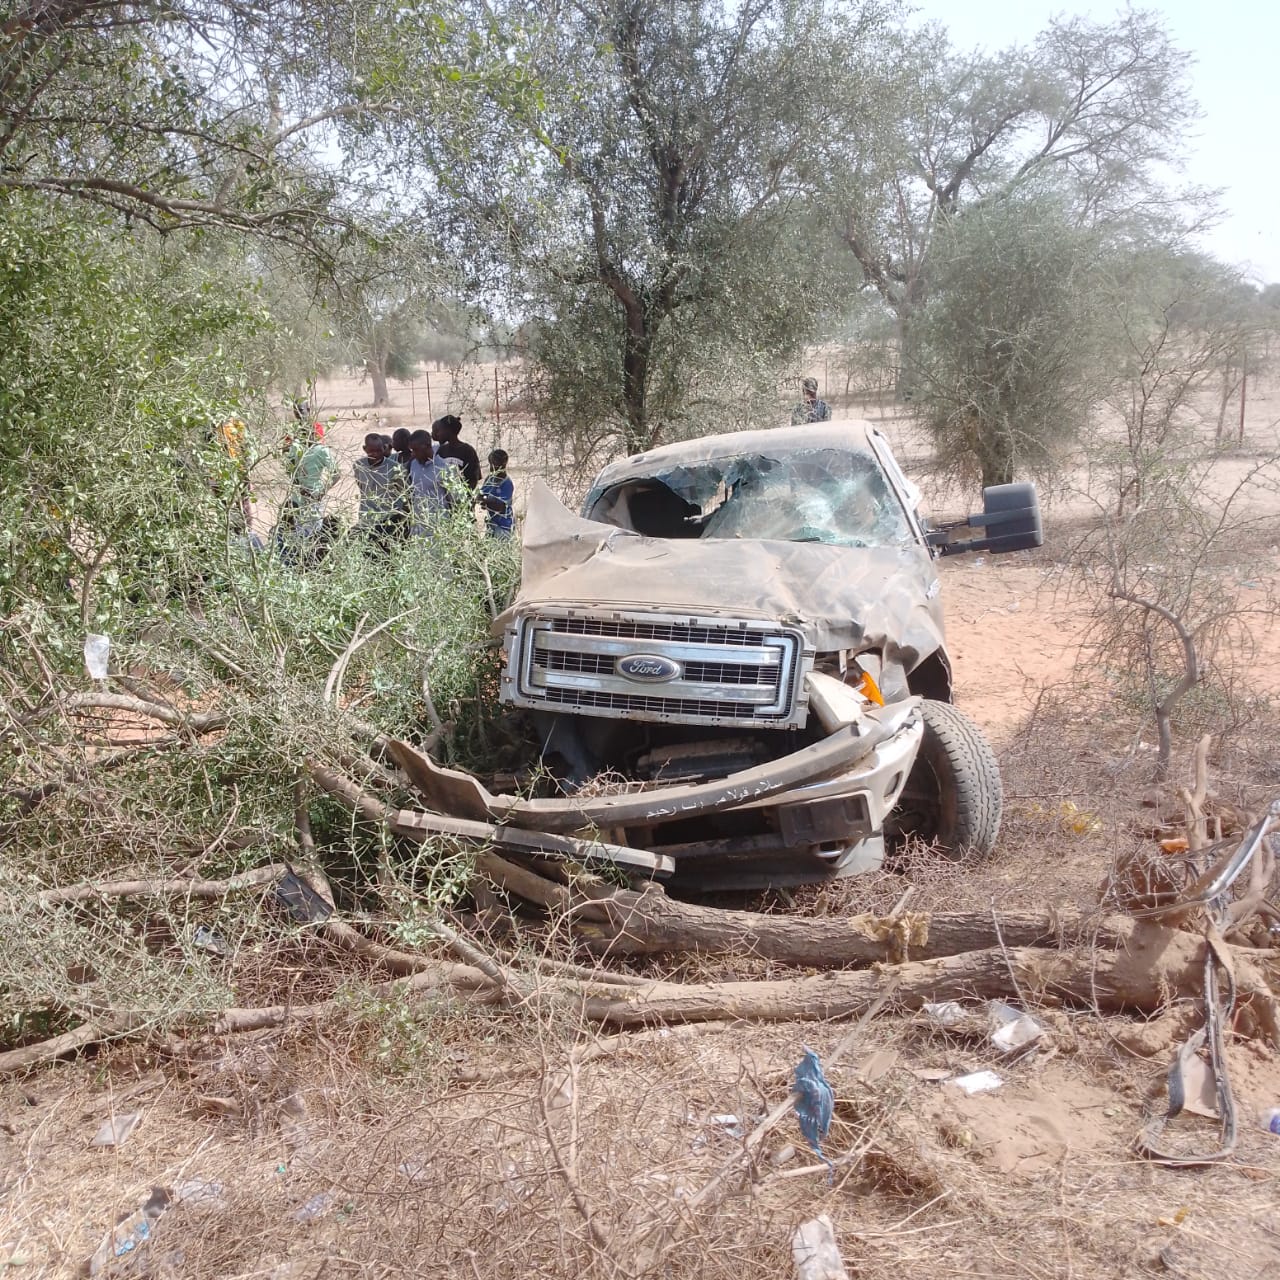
[381,698,923,889]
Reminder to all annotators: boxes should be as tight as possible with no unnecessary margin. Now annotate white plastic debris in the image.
[923,1001,966,1027]
[946,1070,1004,1096]
[710,1113,745,1140]
[991,1014,1044,1053]
[84,1188,169,1275]
[192,925,227,956]
[91,1112,141,1147]
[84,633,111,680]
[792,1213,851,1280]
[397,1158,431,1183]
[292,1191,334,1224]
[172,1179,226,1210]
[988,1001,1045,1053]
[692,1113,745,1150]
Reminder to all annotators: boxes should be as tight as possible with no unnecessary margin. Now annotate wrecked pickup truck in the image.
[387,421,1042,891]
[471,420,1044,890]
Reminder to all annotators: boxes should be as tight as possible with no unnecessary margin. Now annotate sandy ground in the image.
[3,373,1280,1278]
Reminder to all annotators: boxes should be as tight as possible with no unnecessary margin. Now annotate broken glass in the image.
[587,448,911,548]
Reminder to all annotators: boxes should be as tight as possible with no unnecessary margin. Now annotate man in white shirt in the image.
[407,428,463,537]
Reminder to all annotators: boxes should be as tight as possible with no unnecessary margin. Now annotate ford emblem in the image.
[616,653,681,683]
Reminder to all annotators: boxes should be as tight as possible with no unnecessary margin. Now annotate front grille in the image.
[552,616,768,647]
[503,609,811,728]
[540,687,764,720]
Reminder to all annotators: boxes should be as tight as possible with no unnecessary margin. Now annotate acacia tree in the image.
[1098,252,1277,508]
[422,0,905,453]
[908,189,1111,488]
[840,8,1198,363]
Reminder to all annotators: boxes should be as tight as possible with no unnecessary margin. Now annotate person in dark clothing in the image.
[391,427,413,470]
[431,414,482,490]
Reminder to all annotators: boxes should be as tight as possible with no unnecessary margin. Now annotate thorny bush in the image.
[0,199,520,1053]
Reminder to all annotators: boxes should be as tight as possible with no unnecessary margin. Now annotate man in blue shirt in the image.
[478,449,515,538]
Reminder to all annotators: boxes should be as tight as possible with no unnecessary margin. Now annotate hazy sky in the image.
[913,2,1280,285]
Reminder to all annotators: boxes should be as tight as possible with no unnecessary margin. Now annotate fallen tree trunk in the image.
[0,1017,136,1076]
[574,918,1280,1042]
[571,885,1102,966]
[7,917,1274,1077]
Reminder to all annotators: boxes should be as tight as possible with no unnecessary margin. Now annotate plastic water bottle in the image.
[1260,1108,1280,1135]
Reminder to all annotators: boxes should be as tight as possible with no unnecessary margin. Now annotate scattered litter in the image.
[543,1069,575,1112]
[910,1067,953,1082]
[292,1191,334,1224]
[397,1158,431,1183]
[946,1070,1004,1096]
[1055,799,1101,835]
[770,1143,797,1167]
[1259,1108,1280,1135]
[84,633,111,680]
[792,1213,851,1280]
[923,1001,966,1028]
[91,1112,141,1148]
[493,1157,535,1214]
[84,1188,169,1275]
[988,1001,1045,1053]
[274,869,332,924]
[191,925,227,956]
[172,1179,226,1211]
[1006,600,1020,612]
[1174,1056,1221,1120]
[855,1046,900,1083]
[709,1113,744,1140]
[1029,799,1101,835]
[793,1049,835,1178]
[692,1113,745,1149]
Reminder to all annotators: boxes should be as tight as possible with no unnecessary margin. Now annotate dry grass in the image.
[4,678,1279,1278]
[3,991,1278,1279]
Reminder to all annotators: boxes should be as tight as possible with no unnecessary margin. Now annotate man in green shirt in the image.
[276,411,339,564]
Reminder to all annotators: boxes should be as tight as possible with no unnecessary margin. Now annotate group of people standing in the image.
[349,414,514,550]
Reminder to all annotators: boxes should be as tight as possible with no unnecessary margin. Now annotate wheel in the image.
[888,699,1002,859]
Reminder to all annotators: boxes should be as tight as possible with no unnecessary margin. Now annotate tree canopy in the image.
[842,8,1198,342]
[413,0,906,452]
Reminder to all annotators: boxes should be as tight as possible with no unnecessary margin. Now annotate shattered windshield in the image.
[587,447,912,548]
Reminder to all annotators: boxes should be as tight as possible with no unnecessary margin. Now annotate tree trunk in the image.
[576,918,1280,1035]
[621,308,651,453]
[893,306,916,400]
[980,457,1014,488]
[571,887,1096,966]
[367,355,389,407]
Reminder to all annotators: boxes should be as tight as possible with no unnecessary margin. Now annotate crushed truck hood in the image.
[500,480,946,665]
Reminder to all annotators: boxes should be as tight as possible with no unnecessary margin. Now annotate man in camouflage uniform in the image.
[791,376,832,424]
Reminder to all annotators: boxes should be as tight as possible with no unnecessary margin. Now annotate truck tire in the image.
[890,699,1002,859]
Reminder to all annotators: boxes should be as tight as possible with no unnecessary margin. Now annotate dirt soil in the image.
[4,381,1280,1278]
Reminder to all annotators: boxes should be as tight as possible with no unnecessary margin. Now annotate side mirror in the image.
[924,482,1043,557]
